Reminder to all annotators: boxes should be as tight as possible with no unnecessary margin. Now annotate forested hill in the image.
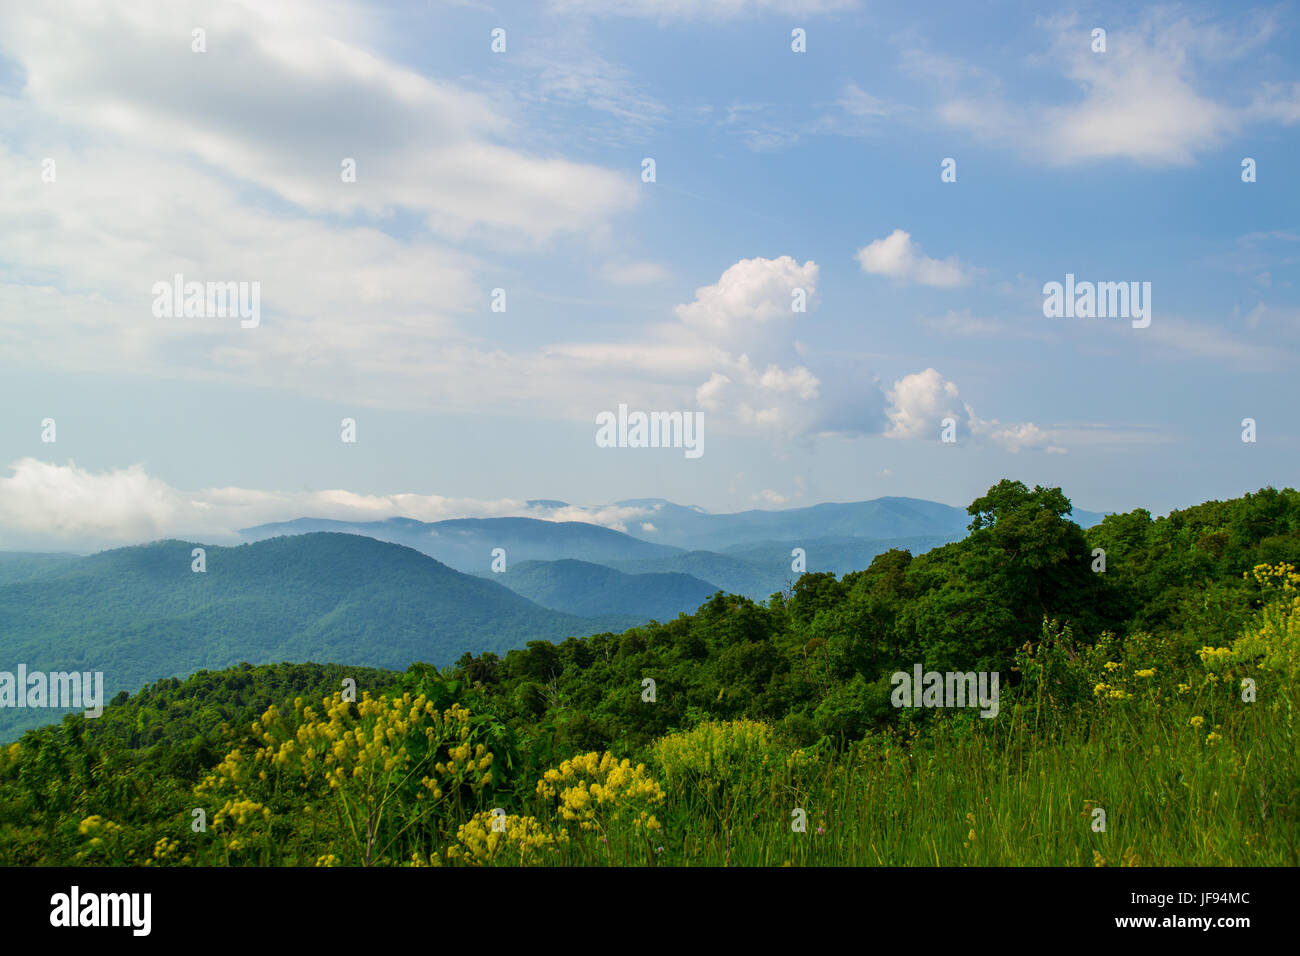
[3,482,1296,867]
[0,532,628,738]
[447,482,1300,750]
[17,482,1296,755]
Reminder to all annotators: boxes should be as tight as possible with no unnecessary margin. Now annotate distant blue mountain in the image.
[240,515,680,573]
[474,558,718,620]
[238,496,1108,589]
[617,496,1106,551]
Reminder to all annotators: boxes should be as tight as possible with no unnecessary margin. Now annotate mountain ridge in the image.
[0,532,627,739]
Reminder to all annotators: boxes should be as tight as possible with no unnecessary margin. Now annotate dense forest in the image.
[1,481,1296,866]
[0,533,635,737]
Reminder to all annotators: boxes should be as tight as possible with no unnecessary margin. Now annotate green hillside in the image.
[1,482,1295,867]
[0,552,81,585]
[605,550,784,599]
[0,533,616,738]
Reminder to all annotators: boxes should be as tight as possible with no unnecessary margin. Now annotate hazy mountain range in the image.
[0,495,1107,737]
[242,496,1105,569]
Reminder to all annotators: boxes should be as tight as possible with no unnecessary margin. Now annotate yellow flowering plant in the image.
[196,691,506,865]
[447,811,567,866]
[651,719,815,825]
[534,752,665,849]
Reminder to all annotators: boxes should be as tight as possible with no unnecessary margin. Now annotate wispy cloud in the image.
[0,458,661,551]
[911,10,1299,166]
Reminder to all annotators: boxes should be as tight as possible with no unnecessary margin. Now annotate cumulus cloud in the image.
[856,230,969,287]
[969,418,1055,453]
[884,368,963,439]
[553,255,837,440]
[0,459,658,552]
[883,369,1058,452]
[693,354,822,435]
[674,256,818,339]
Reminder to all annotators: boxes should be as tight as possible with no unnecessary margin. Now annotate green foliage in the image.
[0,533,613,738]
[1,482,1297,866]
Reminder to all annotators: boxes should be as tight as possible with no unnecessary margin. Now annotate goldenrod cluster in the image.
[195,690,505,865]
[1247,561,1300,593]
[652,719,815,810]
[78,814,122,837]
[74,815,125,861]
[447,811,567,865]
[213,798,270,828]
[199,692,495,803]
[1200,563,1300,689]
[536,752,664,832]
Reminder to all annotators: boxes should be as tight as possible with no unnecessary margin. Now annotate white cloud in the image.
[0,458,659,551]
[674,256,818,338]
[724,84,904,153]
[696,372,733,410]
[884,368,962,439]
[1244,303,1300,332]
[1139,316,1284,366]
[691,353,824,437]
[856,230,969,287]
[1247,82,1300,124]
[0,0,636,241]
[0,0,659,419]
[516,31,670,144]
[838,83,894,117]
[918,11,1298,166]
[756,362,820,399]
[883,369,1058,452]
[969,417,1055,453]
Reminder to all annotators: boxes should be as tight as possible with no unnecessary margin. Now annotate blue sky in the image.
[1,0,1298,551]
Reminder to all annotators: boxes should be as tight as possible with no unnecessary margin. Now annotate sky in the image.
[1,0,1298,552]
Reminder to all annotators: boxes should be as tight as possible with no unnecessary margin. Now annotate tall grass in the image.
[630,684,1296,866]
